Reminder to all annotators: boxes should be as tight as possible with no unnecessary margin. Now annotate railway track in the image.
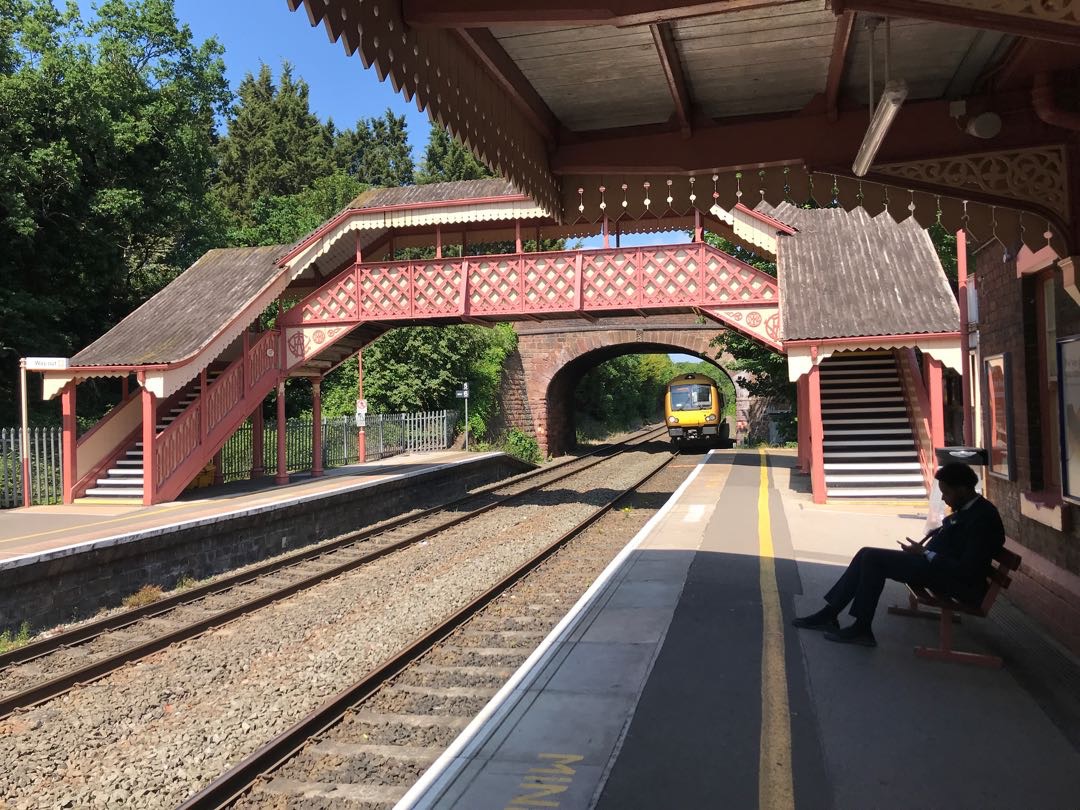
[0,427,666,721]
[178,443,678,809]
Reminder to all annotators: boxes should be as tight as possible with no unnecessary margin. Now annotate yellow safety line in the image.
[0,501,189,546]
[758,448,795,810]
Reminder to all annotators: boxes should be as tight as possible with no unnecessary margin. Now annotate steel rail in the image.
[177,448,677,810]
[0,428,666,719]
[0,424,661,671]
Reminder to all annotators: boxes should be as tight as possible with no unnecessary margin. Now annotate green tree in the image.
[213,61,334,228]
[0,0,230,422]
[416,125,492,184]
[333,108,414,187]
[229,172,365,248]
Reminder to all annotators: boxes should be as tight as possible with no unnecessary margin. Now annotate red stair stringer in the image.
[149,330,282,504]
[894,348,935,496]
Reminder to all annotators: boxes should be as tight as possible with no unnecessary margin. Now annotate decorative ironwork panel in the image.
[412,262,463,316]
[639,246,703,306]
[359,263,413,319]
[248,330,279,388]
[299,271,359,324]
[521,254,577,311]
[205,363,243,435]
[155,404,200,488]
[701,251,778,304]
[468,258,523,314]
[874,147,1070,224]
[581,251,641,309]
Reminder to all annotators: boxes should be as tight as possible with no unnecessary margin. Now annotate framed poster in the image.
[983,353,1013,480]
[1058,337,1080,502]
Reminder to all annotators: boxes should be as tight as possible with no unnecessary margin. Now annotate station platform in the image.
[0,450,530,633]
[0,451,497,569]
[401,449,1080,810]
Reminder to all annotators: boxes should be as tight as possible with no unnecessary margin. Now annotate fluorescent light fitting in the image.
[852,79,908,177]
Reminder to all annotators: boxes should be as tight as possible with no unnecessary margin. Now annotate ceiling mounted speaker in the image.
[965,112,1002,139]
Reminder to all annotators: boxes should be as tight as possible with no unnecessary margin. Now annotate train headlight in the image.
[705,414,718,422]
[668,416,679,424]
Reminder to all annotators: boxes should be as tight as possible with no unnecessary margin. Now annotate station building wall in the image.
[976,242,1080,654]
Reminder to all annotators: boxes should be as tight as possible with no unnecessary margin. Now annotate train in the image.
[664,373,732,448]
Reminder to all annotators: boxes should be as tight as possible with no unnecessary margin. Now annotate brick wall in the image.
[499,316,761,456]
[975,242,1080,654]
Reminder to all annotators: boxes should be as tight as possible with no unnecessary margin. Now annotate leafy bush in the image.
[504,428,542,464]
[0,622,31,654]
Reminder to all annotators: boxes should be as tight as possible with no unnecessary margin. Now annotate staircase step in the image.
[820,393,902,401]
[823,418,910,425]
[825,466,920,473]
[106,468,144,477]
[86,486,144,497]
[824,450,918,458]
[827,487,927,498]
[826,473,926,483]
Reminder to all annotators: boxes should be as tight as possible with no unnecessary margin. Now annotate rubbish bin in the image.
[926,446,988,531]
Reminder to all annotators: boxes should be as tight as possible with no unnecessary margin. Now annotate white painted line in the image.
[683,504,706,523]
[396,450,716,810]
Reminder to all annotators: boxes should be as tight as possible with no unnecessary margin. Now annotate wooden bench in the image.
[887,547,1022,668]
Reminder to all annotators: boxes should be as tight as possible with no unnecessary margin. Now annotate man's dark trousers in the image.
[825,547,948,622]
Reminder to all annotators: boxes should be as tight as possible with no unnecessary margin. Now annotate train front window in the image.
[670,384,713,410]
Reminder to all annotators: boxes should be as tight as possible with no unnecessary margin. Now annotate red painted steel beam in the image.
[404,0,799,27]
[650,22,693,137]
[832,0,1080,46]
[825,11,855,123]
[455,29,560,146]
[551,90,1055,175]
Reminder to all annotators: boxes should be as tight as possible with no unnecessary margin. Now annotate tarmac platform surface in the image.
[0,451,494,570]
[400,449,1080,810]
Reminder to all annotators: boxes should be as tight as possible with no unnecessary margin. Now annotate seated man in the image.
[792,462,1005,647]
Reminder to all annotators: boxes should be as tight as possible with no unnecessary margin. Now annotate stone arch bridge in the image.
[495,315,761,456]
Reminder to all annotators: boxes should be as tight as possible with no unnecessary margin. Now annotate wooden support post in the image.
[121,376,129,400]
[435,224,442,259]
[603,214,610,250]
[251,400,265,479]
[515,219,522,253]
[141,384,156,506]
[275,380,288,485]
[808,361,826,504]
[694,208,703,243]
[355,231,362,264]
[615,221,621,248]
[312,378,323,477]
[213,450,224,486]
[61,382,76,504]
[797,374,809,474]
[928,356,945,451]
[957,228,973,446]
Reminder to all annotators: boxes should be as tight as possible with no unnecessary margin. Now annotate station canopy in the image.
[287,0,1080,254]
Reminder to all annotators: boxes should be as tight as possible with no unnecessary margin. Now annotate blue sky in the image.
[77,0,694,255]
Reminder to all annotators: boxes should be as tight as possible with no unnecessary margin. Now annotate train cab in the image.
[664,373,730,447]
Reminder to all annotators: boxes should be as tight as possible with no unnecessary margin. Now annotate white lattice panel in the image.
[468,258,523,314]
[413,262,463,316]
[582,251,640,309]
[301,272,359,323]
[359,264,412,319]
[522,254,576,311]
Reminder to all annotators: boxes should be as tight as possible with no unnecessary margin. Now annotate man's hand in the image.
[897,536,927,554]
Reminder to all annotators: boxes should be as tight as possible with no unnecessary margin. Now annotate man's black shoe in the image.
[824,624,877,647]
[791,615,840,631]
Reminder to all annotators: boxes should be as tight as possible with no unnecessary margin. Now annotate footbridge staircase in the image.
[41,180,959,507]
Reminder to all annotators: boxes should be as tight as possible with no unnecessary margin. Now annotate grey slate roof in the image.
[758,202,959,341]
[347,178,521,210]
[72,245,288,367]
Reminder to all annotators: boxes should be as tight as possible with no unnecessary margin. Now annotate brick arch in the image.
[495,316,756,456]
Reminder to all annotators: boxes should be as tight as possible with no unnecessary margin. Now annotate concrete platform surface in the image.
[400,450,1080,810]
[0,451,494,568]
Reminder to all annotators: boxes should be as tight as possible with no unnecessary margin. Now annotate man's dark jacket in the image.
[925,495,1006,603]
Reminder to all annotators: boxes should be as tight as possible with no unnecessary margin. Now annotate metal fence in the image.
[217,410,455,483]
[0,427,63,508]
[0,411,455,508]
